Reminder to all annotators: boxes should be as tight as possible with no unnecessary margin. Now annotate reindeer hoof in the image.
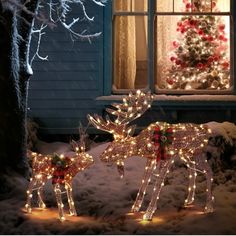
[25,204,32,213]
[184,200,194,207]
[204,205,214,214]
[131,205,140,213]
[143,212,153,221]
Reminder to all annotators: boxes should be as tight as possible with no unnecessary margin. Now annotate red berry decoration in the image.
[170,56,176,62]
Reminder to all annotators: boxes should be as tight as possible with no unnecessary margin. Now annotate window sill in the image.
[96,94,236,107]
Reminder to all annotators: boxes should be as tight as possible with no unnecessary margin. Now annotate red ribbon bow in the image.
[51,156,70,184]
[152,126,174,162]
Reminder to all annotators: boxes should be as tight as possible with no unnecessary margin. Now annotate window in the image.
[112,0,233,94]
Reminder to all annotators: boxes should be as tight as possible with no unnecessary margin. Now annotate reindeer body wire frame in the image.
[25,126,94,221]
[88,90,214,221]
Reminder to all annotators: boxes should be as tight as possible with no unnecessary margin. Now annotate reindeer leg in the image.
[143,160,173,221]
[198,158,214,213]
[54,183,66,221]
[65,182,77,216]
[184,162,197,206]
[37,179,46,209]
[25,178,35,213]
[131,159,156,213]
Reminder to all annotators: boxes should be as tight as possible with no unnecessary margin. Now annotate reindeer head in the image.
[70,123,94,170]
[88,90,153,176]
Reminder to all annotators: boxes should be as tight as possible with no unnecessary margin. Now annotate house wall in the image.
[28,2,104,134]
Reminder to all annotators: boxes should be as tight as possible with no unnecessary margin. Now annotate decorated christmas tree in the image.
[164,0,230,90]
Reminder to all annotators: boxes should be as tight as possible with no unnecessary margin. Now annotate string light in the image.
[88,90,215,221]
[26,141,94,221]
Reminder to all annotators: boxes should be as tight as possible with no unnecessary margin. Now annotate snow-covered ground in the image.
[1,122,236,234]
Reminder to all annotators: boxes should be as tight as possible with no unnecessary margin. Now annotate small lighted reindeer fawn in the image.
[88,90,214,221]
[25,125,94,221]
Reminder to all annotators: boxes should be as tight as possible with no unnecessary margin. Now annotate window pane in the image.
[113,16,148,90]
[114,0,147,12]
[156,0,230,13]
[213,0,230,12]
[156,0,173,12]
[155,15,231,91]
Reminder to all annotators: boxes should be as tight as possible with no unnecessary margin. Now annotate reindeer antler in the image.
[88,90,153,137]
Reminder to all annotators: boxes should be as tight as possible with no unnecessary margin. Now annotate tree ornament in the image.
[211,70,218,77]
[25,127,94,221]
[88,90,215,221]
[219,24,225,31]
[164,0,230,90]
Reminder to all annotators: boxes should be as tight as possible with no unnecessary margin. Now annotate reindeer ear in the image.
[117,161,124,179]
[70,139,79,152]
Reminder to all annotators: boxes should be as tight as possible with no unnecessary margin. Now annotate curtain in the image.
[114,0,136,89]
[156,1,181,88]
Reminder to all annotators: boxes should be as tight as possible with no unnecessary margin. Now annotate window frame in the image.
[103,0,235,96]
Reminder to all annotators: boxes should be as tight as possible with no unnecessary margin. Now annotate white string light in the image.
[88,90,215,221]
[26,141,94,221]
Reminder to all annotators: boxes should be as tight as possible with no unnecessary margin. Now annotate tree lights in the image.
[88,90,214,221]
[164,0,230,90]
[25,140,94,221]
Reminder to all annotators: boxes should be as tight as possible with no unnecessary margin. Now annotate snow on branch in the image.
[30,24,48,66]
[53,0,106,41]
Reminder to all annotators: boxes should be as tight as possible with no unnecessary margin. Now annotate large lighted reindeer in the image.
[88,90,214,221]
[25,125,94,221]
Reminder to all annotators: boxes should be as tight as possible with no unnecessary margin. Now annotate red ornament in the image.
[176,60,182,65]
[186,3,191,9]
[222,62,229,68]
[198,30,203,35]
[180,28,186,34]
[219,24,225,31]
[177,22,182,27]
[207,36,214,42]
[219,35,225,41]
[197,63,204,69]
[167,79,174,85]
[213,55,219,61]
[170,56,176,62]
[173,41,179,48]
[189,19,196,26]
[207,56,214,64]
[223,37,228,42]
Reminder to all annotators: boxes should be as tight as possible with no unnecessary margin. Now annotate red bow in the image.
[52,168,68,184]
[152,126,173,162]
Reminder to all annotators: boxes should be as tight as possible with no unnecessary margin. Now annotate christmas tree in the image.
[164,0,230,90]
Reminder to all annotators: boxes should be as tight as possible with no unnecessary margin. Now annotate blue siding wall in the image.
[28,4,104,134]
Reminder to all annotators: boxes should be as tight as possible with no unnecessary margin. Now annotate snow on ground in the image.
[1,124,236,234]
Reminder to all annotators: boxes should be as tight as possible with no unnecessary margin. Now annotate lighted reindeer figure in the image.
[25,125,94,221]
[88,90,214,221]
